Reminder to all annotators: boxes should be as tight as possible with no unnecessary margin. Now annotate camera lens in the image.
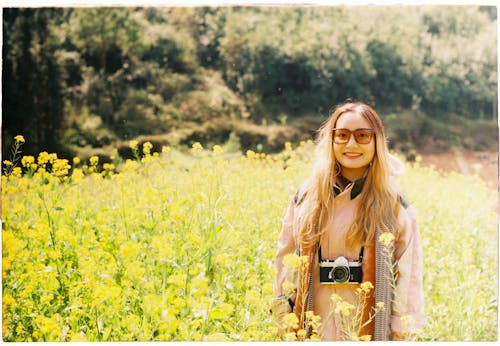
[333,266,349,282]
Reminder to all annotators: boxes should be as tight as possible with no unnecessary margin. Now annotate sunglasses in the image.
[332,128,374,144]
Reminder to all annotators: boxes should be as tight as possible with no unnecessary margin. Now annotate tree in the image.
[2,8,66,156]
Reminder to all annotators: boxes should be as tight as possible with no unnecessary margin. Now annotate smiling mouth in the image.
[343,153,363,159]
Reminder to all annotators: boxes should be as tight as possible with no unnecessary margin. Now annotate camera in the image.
[319,256,362,284]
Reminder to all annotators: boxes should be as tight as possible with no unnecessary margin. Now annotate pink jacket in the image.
[274,157,426,340]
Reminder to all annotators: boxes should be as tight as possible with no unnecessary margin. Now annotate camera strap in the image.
[318,245,364,263]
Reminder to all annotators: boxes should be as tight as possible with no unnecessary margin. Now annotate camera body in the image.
[319,256,362,284]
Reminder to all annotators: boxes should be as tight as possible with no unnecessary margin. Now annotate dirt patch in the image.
[417,149,498,189]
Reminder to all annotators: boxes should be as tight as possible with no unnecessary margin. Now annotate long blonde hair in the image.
[296,102,400,249]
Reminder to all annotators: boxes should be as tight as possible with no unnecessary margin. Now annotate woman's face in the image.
[333,111,376,181]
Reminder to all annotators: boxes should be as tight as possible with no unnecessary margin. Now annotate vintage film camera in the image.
[318,247,363,284]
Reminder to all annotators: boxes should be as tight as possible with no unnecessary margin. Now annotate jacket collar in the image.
[333,176,366,200]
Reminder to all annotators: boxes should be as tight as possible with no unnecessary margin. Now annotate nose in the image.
[346,132,358,147]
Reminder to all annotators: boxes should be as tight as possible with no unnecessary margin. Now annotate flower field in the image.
[2,139,498,341]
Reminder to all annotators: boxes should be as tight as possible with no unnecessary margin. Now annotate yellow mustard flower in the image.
[401,315,415,327]
[296,329,307,339]
[89,156,99,166]
[282,313,299,329]
[191,142,203,151]
[282,253,301,270]
[37,152,50,165]
[52,159,71,177]
[21,156,35,167]
[103,163,115,171]
[213,145,223,155]
[143,141,153,155]
[360,281,374,293]
[246,150,256,159]
[378,232,395,247]
[71,168,84,181]
[12,167,22,177]
[129,140,138,150]
[334,301,355,316]
[285,332,298,341]
[14,135,25,143]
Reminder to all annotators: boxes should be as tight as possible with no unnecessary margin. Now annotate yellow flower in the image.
[206,333,229,341]
[300,255,310,266]
[119,241,140,259]
[3,294,15,308]
[12,167,22,177]
[14,135,25,143]
[52,159,71,177]
[38,152,50,165]
[360,281,374,293]
[282,253,301,270]
[103,163,115,171]
[305,310,321,324]
[3,160,13,166]
[378,232,395,247]
[359,334,372,341]
[89,156,99,166]
[73,157,81,165]
[285,142,292,151]
[35,315,59,338]
[401,315,415,327]
[334,301,355,316]
[15,322,25,334]
[213,145,223,155]
[162,146,171,154]
[21,156,35,167]
[246,150,256,159]
[282,313,299,329]
[129,140,138,150]
[191,142,203,151]
[296,329,307,339]
[71,168,84,181]
[331,293,342,303]
[209,303,234,320]
[142,141,153,155]
[284,332,298,341]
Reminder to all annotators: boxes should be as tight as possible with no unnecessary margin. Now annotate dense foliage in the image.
[2,138,497,341]
[2,6,497,158]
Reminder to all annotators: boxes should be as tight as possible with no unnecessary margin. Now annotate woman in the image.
[272,102,425,341]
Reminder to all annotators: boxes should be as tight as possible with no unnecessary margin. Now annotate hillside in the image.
[2,6,497,162]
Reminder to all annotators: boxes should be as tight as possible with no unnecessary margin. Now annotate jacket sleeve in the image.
[274,199,299,297]
[391,204,426,335]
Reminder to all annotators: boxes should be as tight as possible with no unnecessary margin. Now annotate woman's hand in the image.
[270,296,293,338]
